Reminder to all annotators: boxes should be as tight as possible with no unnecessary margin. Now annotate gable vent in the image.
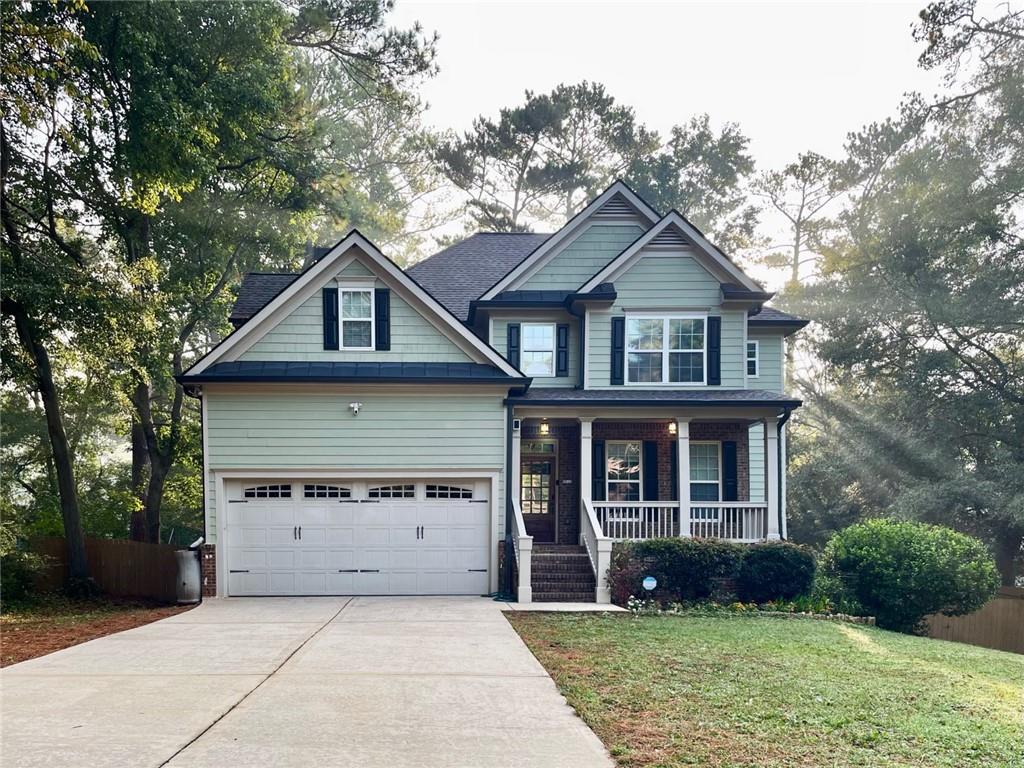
[648,227,689,248]
[593,193,637,220]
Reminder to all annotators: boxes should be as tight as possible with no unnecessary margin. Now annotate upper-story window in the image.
[521,323,556,377]
[626,315,706,385]
[746,341,759,378]
[340,287,373,350]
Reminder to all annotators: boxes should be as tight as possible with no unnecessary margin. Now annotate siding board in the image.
[520,224,644,290]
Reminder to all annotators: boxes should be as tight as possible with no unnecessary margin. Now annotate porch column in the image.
[780,422,788,540]
[676,417,692,538]
[579,417,593,541]
[765,416,781,540]
[511,415,522,507]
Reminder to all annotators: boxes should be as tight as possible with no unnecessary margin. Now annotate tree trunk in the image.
[3,299,93,590]
[129,419,149,541]
[144,455,171,544]
[994,529,1023,587]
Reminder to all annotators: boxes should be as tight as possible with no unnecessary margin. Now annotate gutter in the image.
[504,396,803,408]
[777,407,792,540]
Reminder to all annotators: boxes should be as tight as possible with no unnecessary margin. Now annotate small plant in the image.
[626,595,658,618]
[820,519,999,634]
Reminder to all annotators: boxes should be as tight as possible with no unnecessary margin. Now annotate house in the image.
[179,181,808,603]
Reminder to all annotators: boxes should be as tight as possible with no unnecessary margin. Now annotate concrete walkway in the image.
[1,597,614,768]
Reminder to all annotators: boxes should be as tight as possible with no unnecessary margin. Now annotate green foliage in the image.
[737,542,816,603]
[609,538,744,606]
[820,519,1000,633]
[0,523,46,607]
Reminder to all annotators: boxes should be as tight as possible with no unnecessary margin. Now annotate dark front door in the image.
[521,455,556,543]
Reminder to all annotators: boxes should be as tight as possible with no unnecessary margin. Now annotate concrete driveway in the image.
[0,597,613,768]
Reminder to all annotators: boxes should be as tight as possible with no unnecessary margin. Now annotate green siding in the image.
[520,224,644,290]
[491,314,578,387]
[748,331,784,392]
[586,253,745,388]
[749,423,765,502]
[239,277,474,363]
[338,260,374,277]
[204,389,507,543]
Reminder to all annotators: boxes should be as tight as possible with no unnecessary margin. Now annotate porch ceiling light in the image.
[668,421,677,435]
[539,420,550,435]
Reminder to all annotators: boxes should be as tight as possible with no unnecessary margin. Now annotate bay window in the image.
[626,315,706,384]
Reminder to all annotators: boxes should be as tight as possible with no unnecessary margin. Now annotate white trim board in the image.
[578,211,761,293]
[184,230,525,379]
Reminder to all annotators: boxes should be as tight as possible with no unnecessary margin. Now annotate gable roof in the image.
[229,273,298,325]
[478,180,661,299]
[406,233,549,321]
[183,230,526,380]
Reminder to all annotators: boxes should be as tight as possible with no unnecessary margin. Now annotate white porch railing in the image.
[511,497,533,603]
[581,498,613,603]
[592,500,769,543]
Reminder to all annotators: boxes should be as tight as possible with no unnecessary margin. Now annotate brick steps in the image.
[530,544,595,602]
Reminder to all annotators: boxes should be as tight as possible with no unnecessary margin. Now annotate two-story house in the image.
[179,181,807,603]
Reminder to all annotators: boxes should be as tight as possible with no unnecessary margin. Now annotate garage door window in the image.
[303,484,352,499]
[244,484,292,499]
[425,484,473,499]
[368,484,415,499]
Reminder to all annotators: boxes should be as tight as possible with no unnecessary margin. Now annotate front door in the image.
[521,453,556,543]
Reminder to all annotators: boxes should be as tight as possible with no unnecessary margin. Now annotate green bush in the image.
[609,538,746,606]
[737,542,816,603]
[820,519,1000,634]
[0,550,45,607]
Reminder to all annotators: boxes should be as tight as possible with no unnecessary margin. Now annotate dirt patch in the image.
[1,599,194,667]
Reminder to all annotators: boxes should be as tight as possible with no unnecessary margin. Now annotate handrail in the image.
[510,497,533,603]
[581,497,613,603]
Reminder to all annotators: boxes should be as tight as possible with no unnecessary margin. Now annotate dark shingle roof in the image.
[507,388,801,408]
[229,273,298,325]
[180,360,518,384]
[406,233,550,320]
[749,307,809,329]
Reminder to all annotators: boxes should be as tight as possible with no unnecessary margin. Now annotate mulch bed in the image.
[1,598,194,667]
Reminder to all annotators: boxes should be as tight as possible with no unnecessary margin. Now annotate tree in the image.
[628,115,760,254]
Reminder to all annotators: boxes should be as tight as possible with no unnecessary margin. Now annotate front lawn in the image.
[507,612,1023,768]
[1,597,192,667]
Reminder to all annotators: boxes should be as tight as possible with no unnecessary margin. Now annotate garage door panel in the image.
[450,548,488,570]
[448,526,488,548]
[229,570,268,595]
[418,549,449,569]
[325,527,354,546]
[296,505,330,524]
[297,526,327,546]
[230,548,269,569]
[296,572,326,595]
[268,572,297,594]
[298,549,326,568]
[355,527,390,547]
[389,571,417,594]
[266,549,296,568]
[353,571,387,594]
[325,550,356,569]
[449,570,489,594]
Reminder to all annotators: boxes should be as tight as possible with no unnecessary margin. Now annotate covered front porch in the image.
[506,393,796,602]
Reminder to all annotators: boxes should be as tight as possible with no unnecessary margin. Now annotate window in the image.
[520,323,555,377]
[606,441,642,501]
[689,442,721,502]
[521,440,556,454]
[746,340,759,378]
[425,484,473,499]
[243,484,292,499]
[303,484,351,499]
[368,484,415,499]
[340,288,373,349]
[626,316,706,384]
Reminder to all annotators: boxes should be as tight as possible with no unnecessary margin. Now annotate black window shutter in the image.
[642,440,658,501]
[507,323,521,368]
[670,440,679,501]
[707,316,722,385]
[722,440,738,501]
[591,439,606,501]
[322,286,339,350]
[610,316,625,385]
[374,288,390,351]
[555,324,569,377]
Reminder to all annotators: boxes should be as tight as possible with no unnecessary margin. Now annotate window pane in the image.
[747,358,758,376]
[670,319,704,350]
[689,444,719,481]
[747,342,758,375]
[521,350,554,376]
[607,442,641,481]
[626,318,663,351]
[342,291,371,319]
[690,482,720,502]
[522,324,554,351]
[342,320,372,347]
[608,482,640,501]
[628,352,662,383]
[669,351,703,383]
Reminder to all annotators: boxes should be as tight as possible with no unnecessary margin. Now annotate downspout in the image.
[776,408,792,540]
[502,402,515,598]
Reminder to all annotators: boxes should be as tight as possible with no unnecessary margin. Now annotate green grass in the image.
[507,612,1024,768]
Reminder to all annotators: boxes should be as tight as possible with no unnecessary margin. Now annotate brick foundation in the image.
[200,544,217,597]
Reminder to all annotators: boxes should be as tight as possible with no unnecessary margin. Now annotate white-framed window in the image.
[243,484,292,499]
[521,323,556,377]
[368,484,415,499]
[339,286,374,350]
[303,484,351,499]
[689,442,721,502]
[746,340,759,378]
[625,315,706,385]
[606,441,642,501]
[425,484,473,499]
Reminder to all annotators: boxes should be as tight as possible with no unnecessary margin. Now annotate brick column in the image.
[200,544,217,597]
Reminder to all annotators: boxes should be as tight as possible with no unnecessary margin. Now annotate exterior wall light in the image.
[539,421,550,435]
[668,421,677,435]
[349,402,362,415]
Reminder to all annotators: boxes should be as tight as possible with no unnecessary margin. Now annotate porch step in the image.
[532,591,596,603]
[530,544,596,602]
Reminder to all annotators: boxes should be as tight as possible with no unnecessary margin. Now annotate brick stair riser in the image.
[531,571,597,584]
[533,592,596,602]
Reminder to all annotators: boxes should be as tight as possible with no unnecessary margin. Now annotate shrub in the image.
[608,538,746,606]
[737,542,816,603]
[819,519,999,634]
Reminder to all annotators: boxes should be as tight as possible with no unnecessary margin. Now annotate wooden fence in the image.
[32,536,182,603]
[927,587,1024,655]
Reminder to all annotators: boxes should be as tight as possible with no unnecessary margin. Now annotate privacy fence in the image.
[32,537,181,603]
[927,587,1024,655]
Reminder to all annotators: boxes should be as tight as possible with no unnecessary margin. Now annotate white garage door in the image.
[225,480,490,596]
